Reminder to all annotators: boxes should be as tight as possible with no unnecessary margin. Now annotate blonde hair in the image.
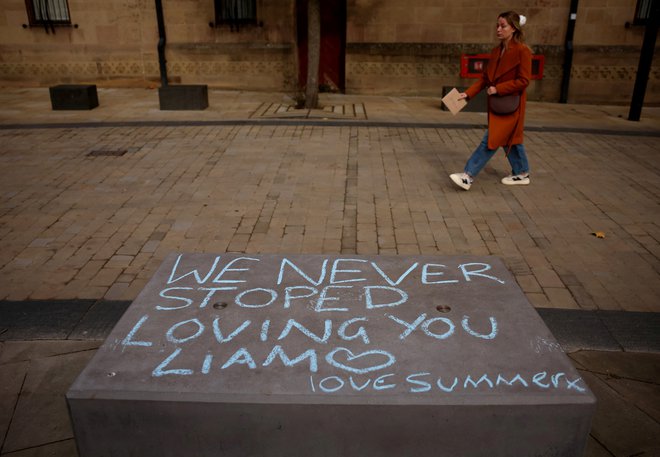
[499,11,525,44]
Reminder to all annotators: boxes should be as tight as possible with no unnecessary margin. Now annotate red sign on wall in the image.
[460,54,545,80]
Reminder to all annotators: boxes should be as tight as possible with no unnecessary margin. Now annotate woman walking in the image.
[450,11,532,191]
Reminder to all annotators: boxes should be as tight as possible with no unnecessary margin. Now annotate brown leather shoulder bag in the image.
[488,94,520,115]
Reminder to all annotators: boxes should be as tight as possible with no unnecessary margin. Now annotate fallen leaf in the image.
[592,231,605,238]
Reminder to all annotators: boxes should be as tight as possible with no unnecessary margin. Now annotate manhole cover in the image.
[251,102,367,120]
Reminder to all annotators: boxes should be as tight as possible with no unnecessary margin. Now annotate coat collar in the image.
[488,41,522,83]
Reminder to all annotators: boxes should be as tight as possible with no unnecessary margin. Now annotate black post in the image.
[305,0,321,109]
[155,0,168,87]
[560,0,579,103]
[628,0,659,121]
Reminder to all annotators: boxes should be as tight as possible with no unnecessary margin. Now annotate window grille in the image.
[26,0,70,24]
[213,0,257,30]
[634,0,655,25]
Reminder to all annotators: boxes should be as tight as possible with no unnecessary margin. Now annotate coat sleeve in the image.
[495,46,532,95]
[465,68,488,100]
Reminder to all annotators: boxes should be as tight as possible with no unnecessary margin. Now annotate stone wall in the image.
[0,0,657,104]
[0,0,297,91]
[345,0,659,104]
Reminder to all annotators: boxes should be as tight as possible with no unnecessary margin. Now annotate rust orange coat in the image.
[465,41,532,150]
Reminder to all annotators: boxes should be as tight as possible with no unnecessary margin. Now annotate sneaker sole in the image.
[502,179,530,186]
[450,174,471,190]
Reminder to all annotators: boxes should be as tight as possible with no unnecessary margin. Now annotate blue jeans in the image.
[464,132,530,177]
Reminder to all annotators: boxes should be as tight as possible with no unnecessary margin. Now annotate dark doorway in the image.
[296,0,346,93]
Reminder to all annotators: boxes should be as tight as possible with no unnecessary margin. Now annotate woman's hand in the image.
[458,92,468,100]
[487,86,498,95]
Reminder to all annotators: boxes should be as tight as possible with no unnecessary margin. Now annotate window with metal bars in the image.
[213,0,257,30]
[25,0,71,32]
[633,0,655,25]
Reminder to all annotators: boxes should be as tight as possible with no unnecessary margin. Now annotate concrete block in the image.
[68,254,596,456]
[49,85,99,110]
[158,85,208,110]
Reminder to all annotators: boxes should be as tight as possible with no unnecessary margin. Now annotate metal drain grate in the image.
[87,149,128,157]
[251,102,367,120]
[86,146,142,157]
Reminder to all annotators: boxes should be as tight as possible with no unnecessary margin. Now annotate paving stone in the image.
[532,267,565,288]
[28,283,66,300]
[515,274,542,293]
[0,341,102,364]
[75,285,108,300]
[543,287,579,309]
[105,255,134,269]
[2,348,97,453]
[0,438,79,457]
[526,292,551,308]
[575,369,660,457]
[89,268,124,287]
[0,360,28,451]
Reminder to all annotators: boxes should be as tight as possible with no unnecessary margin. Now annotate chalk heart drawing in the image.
[325,347,396,374]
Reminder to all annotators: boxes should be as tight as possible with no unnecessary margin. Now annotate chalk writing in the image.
[121,314,500,351]
[166,255,506,289]
[325,347,397,375]
[114,254,587,396]
[309,371,587,394]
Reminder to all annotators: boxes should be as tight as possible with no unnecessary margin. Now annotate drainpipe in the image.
[155,0,168,87]
[560,0,579,103]
[629,0,659,121]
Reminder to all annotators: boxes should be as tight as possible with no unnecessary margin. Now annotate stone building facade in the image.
[0,0,657,104]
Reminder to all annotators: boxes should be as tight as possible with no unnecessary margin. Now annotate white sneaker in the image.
[450,173,473,190]
[501,173,530,186]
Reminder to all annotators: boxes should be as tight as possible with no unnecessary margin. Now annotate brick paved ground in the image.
[1,90,659,457]
[1,122,658,312]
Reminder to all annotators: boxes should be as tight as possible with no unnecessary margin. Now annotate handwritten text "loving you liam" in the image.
[114,255,586,394]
